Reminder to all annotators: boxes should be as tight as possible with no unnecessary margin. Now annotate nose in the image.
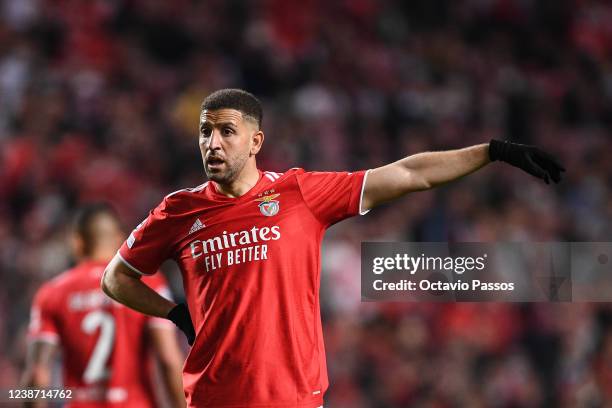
[208,129,222,151]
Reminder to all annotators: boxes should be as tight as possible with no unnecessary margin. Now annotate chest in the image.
[173,186,319,274]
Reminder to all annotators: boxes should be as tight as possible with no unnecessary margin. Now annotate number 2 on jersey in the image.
[81,311,115,383]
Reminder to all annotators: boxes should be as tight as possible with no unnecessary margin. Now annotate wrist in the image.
[489,139,509,162]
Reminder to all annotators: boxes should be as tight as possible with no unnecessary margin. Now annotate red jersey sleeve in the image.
[27,284,60,345]
[118,197,178,275]
[296,170,370,227]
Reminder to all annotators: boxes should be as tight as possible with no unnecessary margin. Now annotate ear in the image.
[250,130,264,156]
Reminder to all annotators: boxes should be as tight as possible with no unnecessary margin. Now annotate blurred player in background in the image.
[22,204,186,407]
[101,89,564,407]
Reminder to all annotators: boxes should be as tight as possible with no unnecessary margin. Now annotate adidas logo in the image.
[189,218,205,235]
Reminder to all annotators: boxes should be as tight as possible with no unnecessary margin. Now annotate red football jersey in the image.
[28,260,175,407]
[118,168,369,408]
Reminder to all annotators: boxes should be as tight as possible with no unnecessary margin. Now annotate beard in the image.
[204,153,249,185]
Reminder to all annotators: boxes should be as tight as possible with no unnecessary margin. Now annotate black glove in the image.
[167,303,196,346]
[489,139,566,184]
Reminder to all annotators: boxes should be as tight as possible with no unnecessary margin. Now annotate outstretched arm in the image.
[361,140,565,211]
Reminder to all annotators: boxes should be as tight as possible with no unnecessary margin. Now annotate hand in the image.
[167,303,196,346]
[489,139,566,184]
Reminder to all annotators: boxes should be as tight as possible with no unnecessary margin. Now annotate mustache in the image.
[206,154,226,162]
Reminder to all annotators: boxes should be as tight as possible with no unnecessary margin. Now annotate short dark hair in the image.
[73,203,120,256]
[201,89,263,128]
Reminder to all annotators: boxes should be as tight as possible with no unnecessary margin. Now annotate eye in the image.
[200,127,212,137]
[223,127,234,135]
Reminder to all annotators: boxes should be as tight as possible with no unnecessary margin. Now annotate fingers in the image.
[533,150,566,184]
[167,303,196,346]
[525,153,550,184]
[536,150,566,172]
[550,169,561,183]
[542,159,562,183]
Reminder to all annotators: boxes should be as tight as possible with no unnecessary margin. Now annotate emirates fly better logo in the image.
[255,193,280,216]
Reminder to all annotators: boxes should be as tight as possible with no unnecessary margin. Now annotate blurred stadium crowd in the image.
[1,0,611,406]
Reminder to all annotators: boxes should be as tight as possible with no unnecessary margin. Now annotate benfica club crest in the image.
[255,193,280,217]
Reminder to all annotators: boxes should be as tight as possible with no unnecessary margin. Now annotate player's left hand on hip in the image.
[489,139,566,184]
[167,303,196,346]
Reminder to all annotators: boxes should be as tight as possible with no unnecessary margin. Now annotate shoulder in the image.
[277,168,352,180]
[261,168,305,182]
[154,182,211,216]
[261,168,338,191]
[261,169,293,182]
[284,167,305,176]
[33,271,70,308]
[164,181,209,200]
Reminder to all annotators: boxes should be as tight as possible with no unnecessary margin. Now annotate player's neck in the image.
[215,165,260,198]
